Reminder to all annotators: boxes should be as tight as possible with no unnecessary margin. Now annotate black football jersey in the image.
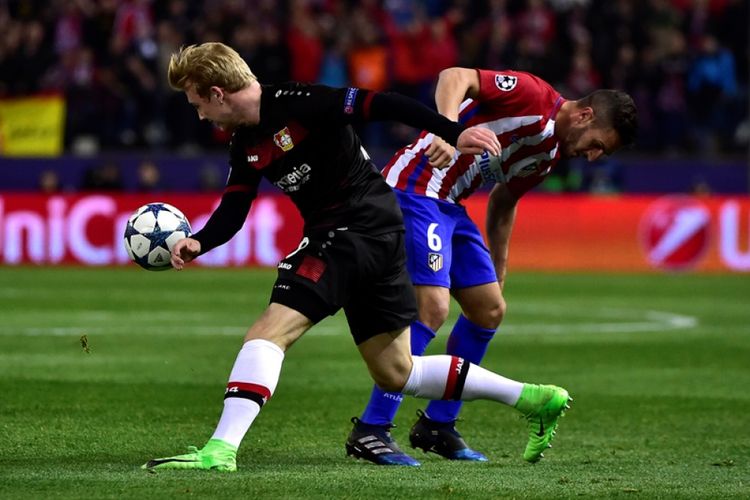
[191,82,465,254]
[227,82,402,234]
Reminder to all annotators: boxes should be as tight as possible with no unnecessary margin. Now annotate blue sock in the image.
[360,321,436,425]
[425,314,496,423]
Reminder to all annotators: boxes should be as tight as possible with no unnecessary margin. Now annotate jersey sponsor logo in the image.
[428,252,443,272]
[639,197,711,271]
[495,74,518,92]
[273,163,312,192]
[277,262,292,270]
[475,151,505,183]
[273,127,294,151]
[477,151,493,181]
[247,154,259,162]
[344,88,358,114]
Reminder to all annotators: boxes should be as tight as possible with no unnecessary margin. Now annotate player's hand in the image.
[425,136,457,169]
[457,126,501,156]
[170,237,201,270]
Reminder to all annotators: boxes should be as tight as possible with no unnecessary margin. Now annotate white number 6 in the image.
[427,223,442,251]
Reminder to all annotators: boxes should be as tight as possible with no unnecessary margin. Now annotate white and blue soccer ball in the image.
[124,202,192,271]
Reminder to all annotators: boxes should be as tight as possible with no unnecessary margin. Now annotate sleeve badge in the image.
[495,74,518,92]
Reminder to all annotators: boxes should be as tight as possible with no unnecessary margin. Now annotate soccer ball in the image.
[124,202,192,271]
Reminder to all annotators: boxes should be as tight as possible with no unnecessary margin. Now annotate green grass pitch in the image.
[1,267,749,499]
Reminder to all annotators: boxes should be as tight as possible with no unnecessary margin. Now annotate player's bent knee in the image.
[416,287,451,331]
[418,301,450,331]
[465,298,507,330]
[368,362,411,392]
[484,300,507,328]
[373,373,408,393]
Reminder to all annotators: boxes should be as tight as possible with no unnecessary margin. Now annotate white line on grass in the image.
[499,309,697,335]
[1,308,696,337]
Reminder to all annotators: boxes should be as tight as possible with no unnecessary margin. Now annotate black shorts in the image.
[269,228,417,344]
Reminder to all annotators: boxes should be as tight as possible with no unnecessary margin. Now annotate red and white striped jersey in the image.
[382,70,564,203]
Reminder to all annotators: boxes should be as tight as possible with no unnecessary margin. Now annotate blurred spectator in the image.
[479,0,513,70]
[566,48,601,98]
[687,34,740,154]
[82,160,123,191]
[136,159,162,192]
[250,22,291,83]
[38,169,62,194]
[318,36,349,88]
[347,8,388,91]
[653,28,690,155]
[198,162,223,192]
[0,0,744,161]
[422,11,461,79]
[691,177,713,196]
[385,5,435,103]
[286,0,323,82]
[581,159,624,194]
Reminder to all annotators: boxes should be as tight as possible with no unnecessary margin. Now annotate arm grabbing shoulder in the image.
[428,68,498,166]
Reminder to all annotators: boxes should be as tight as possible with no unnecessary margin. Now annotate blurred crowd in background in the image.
[0,0,748,192]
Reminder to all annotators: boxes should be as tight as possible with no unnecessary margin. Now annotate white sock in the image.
[211,339,285,448]
[402,355,523,406]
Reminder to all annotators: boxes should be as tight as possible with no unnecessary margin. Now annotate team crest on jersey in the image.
[495,74,518,92]
[428,252,443,272]
[274,127,294,152]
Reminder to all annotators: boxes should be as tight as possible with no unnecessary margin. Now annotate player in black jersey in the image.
[143,43,569,472]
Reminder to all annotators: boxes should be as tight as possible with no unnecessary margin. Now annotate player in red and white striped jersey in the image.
[383,69,614,203]
[350,68,637,465]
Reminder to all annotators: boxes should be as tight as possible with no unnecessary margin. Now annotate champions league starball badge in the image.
[495,74,518,92]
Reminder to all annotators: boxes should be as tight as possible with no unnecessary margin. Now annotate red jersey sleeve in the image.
[475,70,552,116]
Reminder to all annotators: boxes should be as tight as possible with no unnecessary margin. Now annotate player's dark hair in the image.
[578,90,638,148]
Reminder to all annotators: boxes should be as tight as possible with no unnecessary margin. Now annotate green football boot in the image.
[514,384,572,463]
[142,438,238,472]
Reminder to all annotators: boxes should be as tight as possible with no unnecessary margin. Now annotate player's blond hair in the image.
[168,42,256,97]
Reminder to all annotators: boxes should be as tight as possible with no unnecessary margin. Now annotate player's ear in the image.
[210,86,225,103]
[577,106,595,125]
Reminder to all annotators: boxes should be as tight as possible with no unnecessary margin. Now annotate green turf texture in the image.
[1,267,748,499]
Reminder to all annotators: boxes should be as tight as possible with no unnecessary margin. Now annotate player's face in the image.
[562,108,621,161]
[184,85,234,130]
[563,124,620,161]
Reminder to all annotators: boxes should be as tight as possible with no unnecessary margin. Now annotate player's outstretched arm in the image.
[170,237,201,270]
[426,68,488,168]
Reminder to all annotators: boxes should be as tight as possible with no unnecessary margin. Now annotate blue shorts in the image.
[396,191,497,289]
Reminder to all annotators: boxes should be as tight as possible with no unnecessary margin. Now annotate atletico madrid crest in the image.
[428,252,443,272]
